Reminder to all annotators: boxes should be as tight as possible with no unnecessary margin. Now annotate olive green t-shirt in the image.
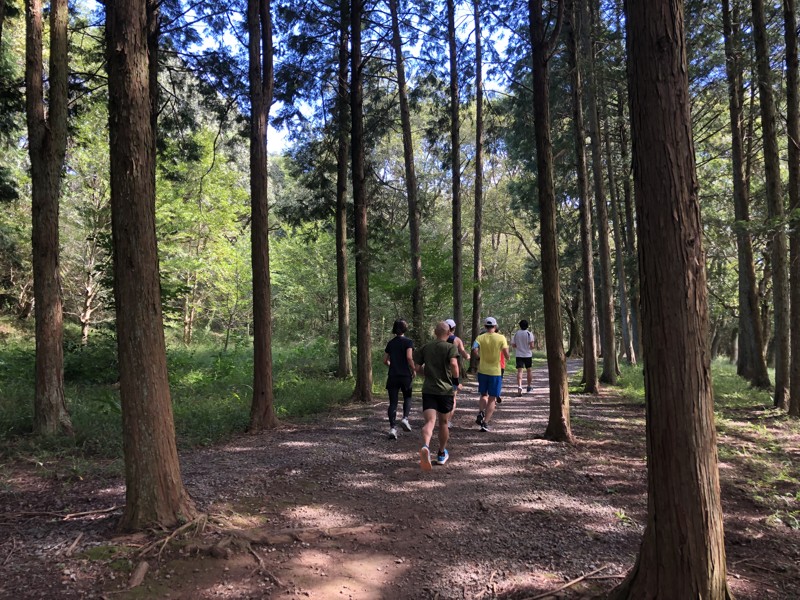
[413,339,459,396]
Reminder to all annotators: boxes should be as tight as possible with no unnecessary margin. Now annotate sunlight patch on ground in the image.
[283,504,362,529]
[278,441,317,448]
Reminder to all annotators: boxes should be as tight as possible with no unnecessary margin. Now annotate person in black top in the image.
[383,319,416,439]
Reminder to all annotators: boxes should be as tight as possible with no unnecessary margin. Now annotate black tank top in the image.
[447,334,456,343]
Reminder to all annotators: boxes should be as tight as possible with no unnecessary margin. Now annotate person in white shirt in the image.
[511,319,535,396]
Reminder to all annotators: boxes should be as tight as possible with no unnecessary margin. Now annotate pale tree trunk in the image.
[565,0,597,393]
[447,0,463,339]
[1,0,6,48]
[351,0,373,402]
[783,0,800,417]
[603,101,635,365]
[107,0,197,530]
[610,0,732,596]
[529,0,572,443]
[723,0,770,389]
[580,0,616,384]
[335,0,352,378]
[470,0,483,352]
[389,0,423,341]
[248,0,277,431]
[26,0,72,436]
[752,0,790,409]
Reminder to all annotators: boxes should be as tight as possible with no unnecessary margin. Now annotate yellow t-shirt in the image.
[475,332,508,376]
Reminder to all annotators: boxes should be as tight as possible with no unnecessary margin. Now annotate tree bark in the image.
[351,0,373,402]
[26,0,72,436]
[609,0,732,596]
[107,0,197,530]
[565,0,598,393]
[248,0,277,431]
[752,0,790,409]
[389,0,423,341]
[783,0,800,417]
[529,0,573,443]
[470,0,484,353]
[335,0,353,379]
[447,0,463,339]
[723,0,770,389]
[580,0,616,384]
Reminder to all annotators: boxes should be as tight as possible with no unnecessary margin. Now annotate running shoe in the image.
[436,449,449,465]
[388,427,398,440]
[476,410,485,425]
[496,396,503,404]
[480,422,490,432]
[400,417,412,432]
[517,386,523,397]
[419,446,432,471]
[527,385,532,392]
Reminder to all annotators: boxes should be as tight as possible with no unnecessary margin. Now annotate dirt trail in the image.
[1,360,798,599]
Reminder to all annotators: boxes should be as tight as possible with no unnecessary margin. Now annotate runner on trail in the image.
[413,321,462,470]
[444,318,470,424]
[383,319,415,440]
[511,319,536,396]
[472,317,509,432]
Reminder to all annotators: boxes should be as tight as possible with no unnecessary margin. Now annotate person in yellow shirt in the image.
[471,317,509,432]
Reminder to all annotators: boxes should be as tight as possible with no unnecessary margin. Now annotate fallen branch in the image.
[248,546,285,588]
[0,505,120,522]
[63,506,121,521]
[136,515,207,560]
[2,537,17,566]
[521,564,611,600]
[64,532,84,557]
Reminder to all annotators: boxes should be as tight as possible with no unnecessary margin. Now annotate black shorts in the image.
[516,357,533,369]
[386,375,413,393]
[422,393,454,414]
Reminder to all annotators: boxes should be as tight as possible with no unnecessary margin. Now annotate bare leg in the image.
[478,393,489,412]
[517,368,523,388]
[437,412,449,452]
[447,394,458,425]
[526,367,533,389]
[484,397,497,424]
[419,408,436,471]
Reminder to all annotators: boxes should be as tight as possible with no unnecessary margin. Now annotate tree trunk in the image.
[609,1,732,596]
[565,287,583,359]
[26,0,72,436]
[722,0,771,389]
[335,0,353,379]
[602,95,635,366]
[580,0,616,384]
[565,0,598,393]
[389,0,423,341]
[752,0,790,409]
[107,0,197,530]
[248,0,277,431]
[446,0,463,339]
[784,0,800,417]
[351,0,373,402]
[529,0,573,443]
[1,0,6,49]
[470,0,483,352]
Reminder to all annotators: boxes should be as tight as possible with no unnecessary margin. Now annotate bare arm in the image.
[383,352,390,366]
[456,338,470,360]
[502,347,510,361]
[406,347,415,376]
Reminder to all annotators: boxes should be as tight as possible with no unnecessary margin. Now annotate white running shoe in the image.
[400,417,412,432]
[419,446,432,471]
[388,427,398,440]
[517,386,523,397]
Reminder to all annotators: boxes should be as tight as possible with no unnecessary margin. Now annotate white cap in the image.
[445,318,456,329]
[484,316,497,327]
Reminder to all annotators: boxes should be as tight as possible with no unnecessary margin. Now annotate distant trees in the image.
[610,0,731,595]
[25,0,72,436]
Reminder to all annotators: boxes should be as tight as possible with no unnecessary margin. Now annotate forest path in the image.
[2,359,796,599]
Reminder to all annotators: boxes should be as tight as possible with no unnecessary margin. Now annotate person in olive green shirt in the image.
[413,321,463,470]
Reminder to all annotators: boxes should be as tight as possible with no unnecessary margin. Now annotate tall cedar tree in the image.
[335,0,353,378]
[752,0,790,408]
[529,0,573,443]
[470,0,483,352]
[609,0,732,595]
[106,0,197,530]
[389,0,424,340]
[447,0,463,339]
[248,0,277,430]
[784,0,800,417]
[580,0,616,383]
[722,0,770,389]
[564,0,598,393]
[26,0,72,436]
[351,0,373,402]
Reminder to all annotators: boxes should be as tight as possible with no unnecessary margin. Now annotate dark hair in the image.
[392,319,408,335]
[519,319,529,330]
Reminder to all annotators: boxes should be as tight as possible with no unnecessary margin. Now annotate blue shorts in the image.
[477,373,503,398]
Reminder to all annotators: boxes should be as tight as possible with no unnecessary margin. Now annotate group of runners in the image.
[382,317,536,471]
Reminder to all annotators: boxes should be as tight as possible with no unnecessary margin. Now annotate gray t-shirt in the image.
[512,329,534,358]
